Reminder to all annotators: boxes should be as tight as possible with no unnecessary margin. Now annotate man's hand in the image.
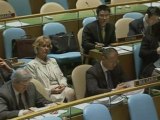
[115,83,129,90]
[95,42,104,50]
[22,109,33,115]
[51,85,65,94]
[0,58,12,72]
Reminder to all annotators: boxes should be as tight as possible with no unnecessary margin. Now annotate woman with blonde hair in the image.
[25,36,75,102]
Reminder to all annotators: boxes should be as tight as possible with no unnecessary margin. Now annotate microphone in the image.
[85,1,96,16]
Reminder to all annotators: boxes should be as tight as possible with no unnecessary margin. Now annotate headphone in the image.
[34,47,38,54]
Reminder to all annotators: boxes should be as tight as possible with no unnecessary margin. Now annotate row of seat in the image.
[3,22,81,69]
[0,0,146,16]
[83,94,158,120]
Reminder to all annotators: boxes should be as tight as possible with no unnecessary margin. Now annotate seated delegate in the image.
[0,68,53,120]
[82,5,116,54]
[128,6,160,36]
[25,36,75,102]
[140,21,160,78]
[85,48,129,97]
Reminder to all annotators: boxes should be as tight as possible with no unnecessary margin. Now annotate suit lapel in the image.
[96,63,108,87]
[9,83,19,109]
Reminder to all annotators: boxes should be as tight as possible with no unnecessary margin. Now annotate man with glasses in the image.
[85,48,129,97]
[0,68,52,119]
[82,5,116,55]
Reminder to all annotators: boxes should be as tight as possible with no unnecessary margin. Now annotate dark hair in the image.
[102,47,118,59]
[146,6,160,18]
[96,5,110,15]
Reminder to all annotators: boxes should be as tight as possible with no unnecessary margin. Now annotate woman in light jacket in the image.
[26,36,75,102]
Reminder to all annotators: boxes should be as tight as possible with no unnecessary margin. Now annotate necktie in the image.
[101,27,105,42]
[18,93,25,109]
[106,71,113,89]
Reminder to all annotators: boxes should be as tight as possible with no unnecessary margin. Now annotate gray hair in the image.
[11,68,32,83]
[101,47,118,59]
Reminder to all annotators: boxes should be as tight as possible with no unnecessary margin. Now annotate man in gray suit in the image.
[86,48,129,97]
[0,68,52,120]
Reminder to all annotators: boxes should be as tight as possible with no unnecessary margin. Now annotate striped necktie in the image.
[18,93,25,109]
[106,71,113,89]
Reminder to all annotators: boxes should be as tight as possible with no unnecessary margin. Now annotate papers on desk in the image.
[30,110,67,120]
[117,45,132,51]
[73,103,90,110]
[6,21,29,27]
[93,95,124,106]
[103,45,132,54]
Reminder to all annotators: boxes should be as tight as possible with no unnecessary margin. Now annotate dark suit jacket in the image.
[128,17,144,36]
[0,81,52,120]
[139,32,159,75]
[0,69,12,87]
[82,20,116,54]
[85,62,128,97]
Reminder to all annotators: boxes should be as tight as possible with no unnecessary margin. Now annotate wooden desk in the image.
[89,49,136,80]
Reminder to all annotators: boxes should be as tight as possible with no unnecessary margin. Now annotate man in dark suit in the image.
[0,68,52,120]
[82,5,116,54]
[85,48,129,97]
[128,6,160,36]
[140,21,160,77]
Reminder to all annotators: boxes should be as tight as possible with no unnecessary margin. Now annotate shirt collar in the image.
[100,61,108,73]
[35,57,50,65]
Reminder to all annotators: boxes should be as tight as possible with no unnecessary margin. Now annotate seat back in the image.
[123,12,144,19]
[77,27,84,53]
[133,43,142,79]
[115,18,134,39]
[30,79,52,101]
[76,0,102,9]
[45,0,68,9]
[40,2,65,13]
[43,22,67,36]
[128,94,158,120]
[3,28,26,58]
[83,17,96,27]
[0,0,16,16]
[7,0,31,16]
[71,64,92,99]
[83,104,112,120]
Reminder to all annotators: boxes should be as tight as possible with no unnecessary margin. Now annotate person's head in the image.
[33,36,52,58]
[101,48,119,70]
[11,68,32,93]
[96,5,111,27]
[145,6,160,26]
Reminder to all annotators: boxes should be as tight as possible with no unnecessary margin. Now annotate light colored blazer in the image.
[25,57,68,101]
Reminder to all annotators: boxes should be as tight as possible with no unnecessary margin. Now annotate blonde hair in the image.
[33,36,52,54]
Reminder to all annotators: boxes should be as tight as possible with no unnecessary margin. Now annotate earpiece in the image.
[34,47,38,54]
